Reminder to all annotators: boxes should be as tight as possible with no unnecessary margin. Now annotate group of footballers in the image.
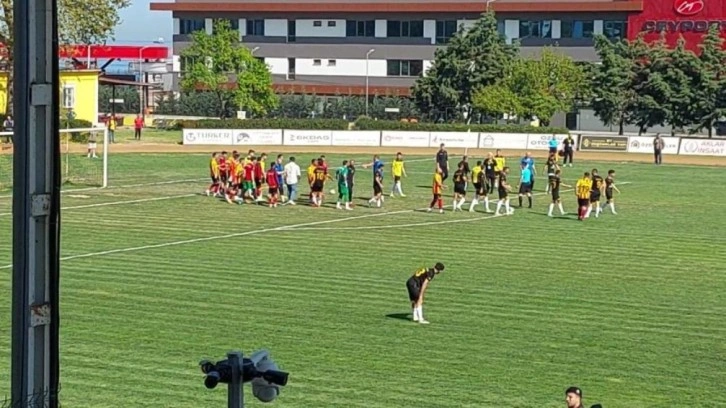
[425,143,622,220]
[204,144,622,220]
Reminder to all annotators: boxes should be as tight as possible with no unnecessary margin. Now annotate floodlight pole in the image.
[11,0,61,407]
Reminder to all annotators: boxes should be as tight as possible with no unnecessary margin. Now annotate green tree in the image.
[627,36,671,134]
[590,35,637,135]
[411,11,517,123]
[472,83,522,122]
[662,39,701,134]
[0,0,130,115]
[692,26,726,137]
[271,93,322,118]
[180,19,278,118]
[507,48,585,126]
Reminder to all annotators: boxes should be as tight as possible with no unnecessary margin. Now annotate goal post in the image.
[0,127,109,192]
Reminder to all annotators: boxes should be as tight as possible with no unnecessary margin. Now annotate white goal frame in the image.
[1,126,109,188]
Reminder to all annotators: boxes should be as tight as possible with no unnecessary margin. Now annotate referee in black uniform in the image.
[435,144,449,181]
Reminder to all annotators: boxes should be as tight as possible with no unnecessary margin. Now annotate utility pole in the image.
[11,0,61,407]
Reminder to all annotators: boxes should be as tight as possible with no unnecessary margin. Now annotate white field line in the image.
[0,182,631,269]
[0,194,197,217]
[0,178,208,199]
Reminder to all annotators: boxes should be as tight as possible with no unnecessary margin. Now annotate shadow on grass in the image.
[385,313,412,321]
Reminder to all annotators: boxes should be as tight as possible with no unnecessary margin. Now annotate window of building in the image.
[387,59,423,76]
[213,19,239,33]
[179,18,205,35]
[246,19,264,36]
[603,20,627,39]
[560,20,594,38]
[313,21,322,27]
[313,59,321,66]
[346,20,375,37]
[328,59,336,66]
[497,20,505,36]
[519,20,552,38]
[435,20,458,44]
[62,85,75,109]
[387,20,424,37]
[327,21,336,27]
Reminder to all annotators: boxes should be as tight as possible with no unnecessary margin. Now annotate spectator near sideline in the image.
[107,114,116,143]
[134,114,144,140]
[653,133,664,165]
[2,115,13,144]
[562,134,575,167]
[283,156,301,205]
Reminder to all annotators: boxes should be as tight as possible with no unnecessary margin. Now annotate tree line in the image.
[175,13,726,135]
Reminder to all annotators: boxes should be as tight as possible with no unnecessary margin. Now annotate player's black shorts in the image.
[311,181,323,193]
[578,198,589,207]
[254,178,262,188]
[590,192,601,203]
[373,183,382,195]
[605,189,613,201]
[268,187,278,195]
[394,175,401,182]
[406,278,420,302]
[551,189,560,202]
[454,184,466,195]
[473,183,483,195]
[211,175,219,183]
[220,173,229,184]
[519,183,532,194]
[498,189,508,200]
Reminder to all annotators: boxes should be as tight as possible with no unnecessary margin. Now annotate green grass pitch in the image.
[0,152,724,408]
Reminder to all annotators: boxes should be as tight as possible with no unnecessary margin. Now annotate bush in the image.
[354,118,569,134]
[175,118,350,130]
[60,118,95,143]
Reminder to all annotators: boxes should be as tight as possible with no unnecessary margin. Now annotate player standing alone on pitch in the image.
[452,162,467,211]
[335,160,352,211]
[604,169,620,214]
[562,134,575,167]
[436,143,449,181]
[406,262,445,324]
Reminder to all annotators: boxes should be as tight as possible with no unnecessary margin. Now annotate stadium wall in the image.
[181,129,726,157]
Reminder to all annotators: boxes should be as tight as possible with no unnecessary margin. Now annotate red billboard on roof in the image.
[629,0,726,51]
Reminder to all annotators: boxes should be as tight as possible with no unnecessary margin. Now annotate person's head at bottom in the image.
[565,386,583,408]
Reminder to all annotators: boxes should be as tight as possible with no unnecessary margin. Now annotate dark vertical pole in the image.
[227,351,243,408]
[11,0,61,407]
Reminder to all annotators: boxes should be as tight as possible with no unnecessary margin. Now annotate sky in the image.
[113,0,172,45]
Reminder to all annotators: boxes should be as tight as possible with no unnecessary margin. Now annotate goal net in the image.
[0,127,108,193]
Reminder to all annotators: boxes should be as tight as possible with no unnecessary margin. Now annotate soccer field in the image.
[0,152,724,408]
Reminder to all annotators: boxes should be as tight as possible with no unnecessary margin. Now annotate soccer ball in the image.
[329,189,336,195]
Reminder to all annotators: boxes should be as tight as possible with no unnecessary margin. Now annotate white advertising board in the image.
[429,131,479,148]
[526,133,568,151]
[182,129,233,145]
[380,131,430,147]
[678,138,726,156]
[478,133,529,150]
[627,136,680,154]
[331,131,380,147]
[232,129,283,145]
[283,130,333,146]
